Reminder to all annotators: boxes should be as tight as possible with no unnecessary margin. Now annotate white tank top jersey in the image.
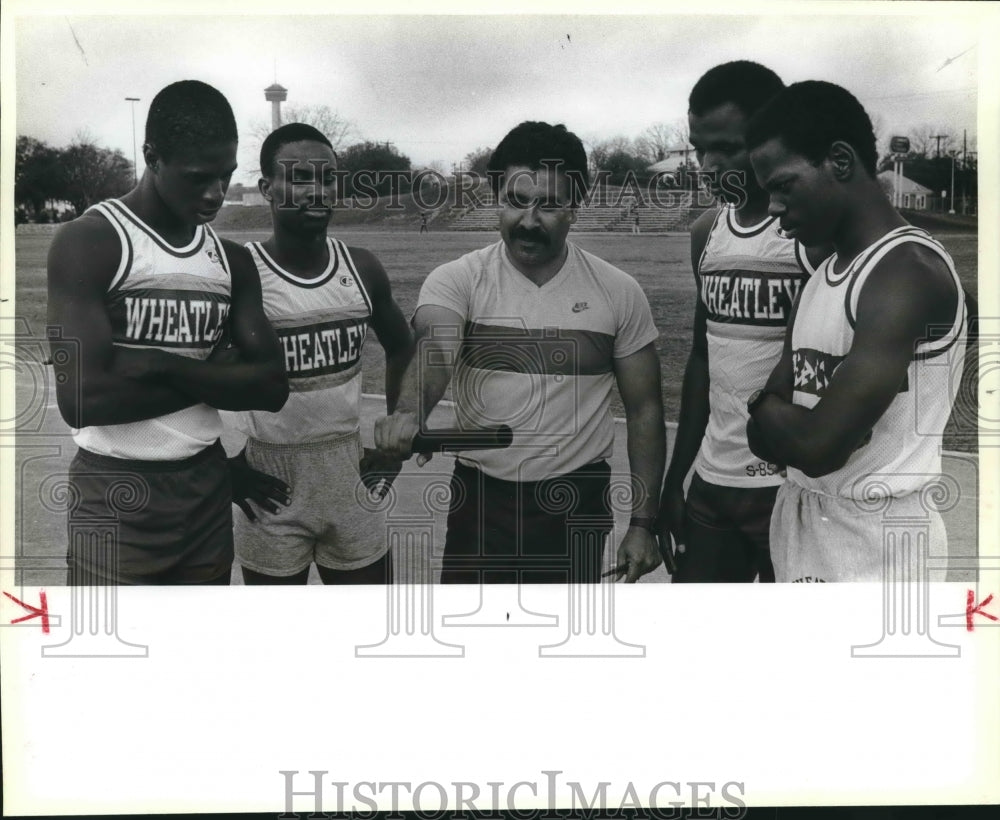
[786,225,967,500]
[417,241,659,483]
[72,199,231,460]
[225,238,372,444]
[694,206,816,487]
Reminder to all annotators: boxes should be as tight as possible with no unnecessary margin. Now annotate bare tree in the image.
[908,125,956,158]
[636,119,689,164]
[586,135,632,173]
[461,146,493,176]
[244,104,357,175]
[423,160,449,175]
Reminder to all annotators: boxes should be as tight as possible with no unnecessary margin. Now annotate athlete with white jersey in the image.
[660,62,828,583]
[745,81,968,582]
[47,80,288,586]
[225,123,413,585]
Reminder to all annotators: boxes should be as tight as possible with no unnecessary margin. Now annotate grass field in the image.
[13,225,979,450]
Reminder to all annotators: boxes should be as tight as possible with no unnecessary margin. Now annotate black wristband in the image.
[629,515,657,532]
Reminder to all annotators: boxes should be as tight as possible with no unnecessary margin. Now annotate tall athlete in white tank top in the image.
[662,61,827,583]
[47,80,287,585]
[747,80,968,581]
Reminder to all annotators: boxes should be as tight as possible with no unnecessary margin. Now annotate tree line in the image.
[16,108,977,222]
[15,135,134,223]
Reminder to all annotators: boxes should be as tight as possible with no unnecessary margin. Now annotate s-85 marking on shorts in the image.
[746,461,781,478]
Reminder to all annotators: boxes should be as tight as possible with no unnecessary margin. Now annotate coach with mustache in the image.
[376,121,666,584]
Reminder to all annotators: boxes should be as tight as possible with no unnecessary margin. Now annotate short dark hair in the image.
[746,80,878,177]
[688,61,785,118]
[260,123,335,177]
[144,80,237,161]
[488,121,589,205]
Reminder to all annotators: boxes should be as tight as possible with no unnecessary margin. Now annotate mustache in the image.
[511,228,549,244]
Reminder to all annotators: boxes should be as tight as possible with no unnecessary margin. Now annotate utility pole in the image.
[948,152,956,214]
[931,134,948,158]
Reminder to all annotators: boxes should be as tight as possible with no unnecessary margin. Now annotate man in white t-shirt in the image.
[375,121,666,584]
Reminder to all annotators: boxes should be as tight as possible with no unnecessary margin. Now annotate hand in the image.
[229,448,291,521]
[613,526,662,583]
[359,447,404,499]
[746,402,788,467]
[374,411,431,467]
[658,484,686,563]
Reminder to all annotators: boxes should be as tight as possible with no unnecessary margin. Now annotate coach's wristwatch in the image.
[746,388,775,417]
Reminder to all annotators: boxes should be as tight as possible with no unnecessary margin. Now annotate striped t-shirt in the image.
[417,240,658,482]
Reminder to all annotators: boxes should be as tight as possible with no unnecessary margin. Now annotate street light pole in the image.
[125,97,140,186]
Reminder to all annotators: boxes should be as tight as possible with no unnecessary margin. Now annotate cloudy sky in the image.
[9,2,985,185]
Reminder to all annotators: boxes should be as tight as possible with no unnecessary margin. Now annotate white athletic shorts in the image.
[770,480,948,583]
[235,430,389,576]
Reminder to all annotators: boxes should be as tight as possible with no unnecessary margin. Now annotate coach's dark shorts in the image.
[66,441,233,586]
[673,472,778,583]
[440,460,612,584]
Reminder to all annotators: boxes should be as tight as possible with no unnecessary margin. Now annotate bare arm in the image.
[373,304,465,458]
[614,342,667,581]
[749,244,958,477]
[658,209,714,552]
[47,214,199,427]
[617,343,667,518]
[664,301,710,489]
[349,246,414,414]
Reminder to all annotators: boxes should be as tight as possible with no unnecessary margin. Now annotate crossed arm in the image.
[747,243,959,478]
[47,216,287,428]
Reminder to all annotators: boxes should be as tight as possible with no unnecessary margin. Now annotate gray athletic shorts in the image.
[235,430,388,576]
[770,481,948,583]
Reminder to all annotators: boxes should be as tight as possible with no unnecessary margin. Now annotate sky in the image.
[7,3,986,185]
